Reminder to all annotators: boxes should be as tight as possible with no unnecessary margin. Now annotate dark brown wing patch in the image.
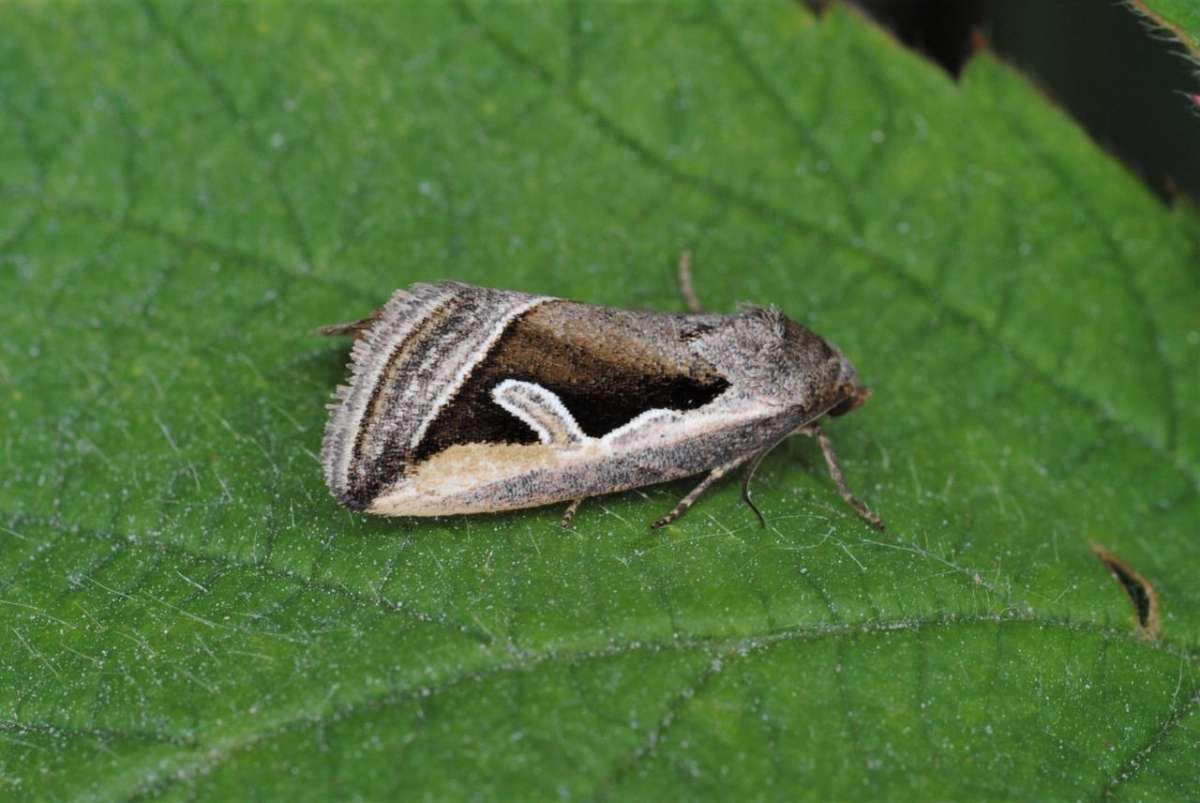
[415,301,729,461]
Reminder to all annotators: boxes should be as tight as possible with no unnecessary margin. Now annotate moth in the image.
[319,253,883,530]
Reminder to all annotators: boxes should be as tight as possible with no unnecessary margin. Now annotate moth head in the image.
[766,310,870,418]
[827,376,871,417]
[694,306,871,416]
[818,337,871,418]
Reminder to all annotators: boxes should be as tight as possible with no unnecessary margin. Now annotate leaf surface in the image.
[1,1,1198,800]
[1137,0,1200,51]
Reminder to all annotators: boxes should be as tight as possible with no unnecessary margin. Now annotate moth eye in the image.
[828,397,856,417]
[828,385,872,417]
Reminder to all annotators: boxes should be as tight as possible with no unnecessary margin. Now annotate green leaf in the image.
[1136,0,1200,52]
[2,1,1198,799]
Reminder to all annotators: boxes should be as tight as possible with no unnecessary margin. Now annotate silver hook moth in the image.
[319,254,883,530]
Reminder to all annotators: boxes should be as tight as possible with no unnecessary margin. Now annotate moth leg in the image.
[678,249,705,314]
[650,454,752,530]
[803,424,885,530]
[739,447,775,529]
[560,498,585,529]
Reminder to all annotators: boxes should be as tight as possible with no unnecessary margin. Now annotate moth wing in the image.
[321,282,545,509]
[413,299,731,459]
[491,379,586,446]
[322,283,733,512]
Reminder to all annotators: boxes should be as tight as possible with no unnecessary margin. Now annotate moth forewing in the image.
[319,278,883,529]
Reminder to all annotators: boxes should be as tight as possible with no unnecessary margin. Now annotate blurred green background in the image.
[846,0,1200,204]
[1,1,1198,800]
